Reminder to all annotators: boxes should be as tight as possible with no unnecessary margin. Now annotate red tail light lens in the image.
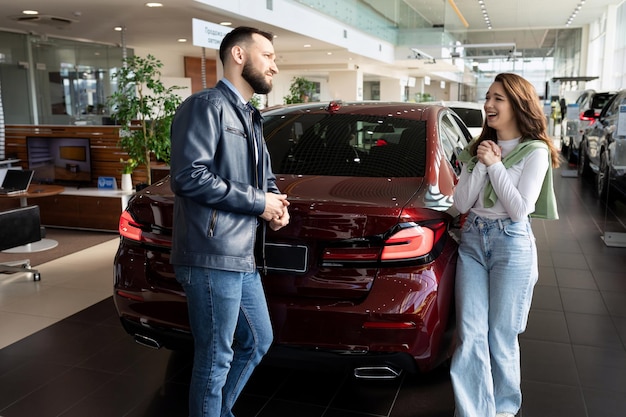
[115,290,144,301]
[579,111,595,122]
[381,224,435,260]
[322,221,446,264]
[119,210,143,241]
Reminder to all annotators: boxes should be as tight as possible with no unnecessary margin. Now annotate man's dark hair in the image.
[219,26,274,64]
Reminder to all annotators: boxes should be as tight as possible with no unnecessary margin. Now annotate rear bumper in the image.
[118,315,192,351]
[264,344,419,378]
[113,240,457,373]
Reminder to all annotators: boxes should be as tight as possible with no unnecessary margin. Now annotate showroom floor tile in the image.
[1,163,626,417]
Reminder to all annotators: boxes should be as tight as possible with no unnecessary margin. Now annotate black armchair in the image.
[0,205,43,281]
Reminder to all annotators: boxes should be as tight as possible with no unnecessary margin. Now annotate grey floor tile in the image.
[523,309,569,343]
[583,388,626,417]
[555,268,598,290]
[520,339,578,386]
[531,285,562,311]
[551,253,591,270]
[560,288,609,315]
[601,291,626,318]
[565,312,624,349]
[520,380,587,417]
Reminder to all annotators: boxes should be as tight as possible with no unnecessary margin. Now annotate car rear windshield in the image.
[591,93,615,110]
[263,114,427,177]
[450,107,483,128]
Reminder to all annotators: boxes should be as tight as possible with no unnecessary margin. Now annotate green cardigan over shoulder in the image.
[458,139,559,220]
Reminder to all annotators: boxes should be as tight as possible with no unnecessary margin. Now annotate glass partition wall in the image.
[0,30,129,125]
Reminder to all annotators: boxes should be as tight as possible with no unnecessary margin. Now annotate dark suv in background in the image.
[578,89,626,201]
[562,90,616,163]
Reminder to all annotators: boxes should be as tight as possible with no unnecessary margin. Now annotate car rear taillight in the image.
[322,221,447,264]
[119,210,172,246]
[579,111,596,122]
[119,210,143,241]
[381,225,435,260]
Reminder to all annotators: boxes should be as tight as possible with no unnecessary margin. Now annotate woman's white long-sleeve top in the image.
[453,138,549,222]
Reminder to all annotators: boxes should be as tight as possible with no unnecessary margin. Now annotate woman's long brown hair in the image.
[471,73,561,168]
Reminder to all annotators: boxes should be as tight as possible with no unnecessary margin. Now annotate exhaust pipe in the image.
[353,366,402,380]
[134,334,162,349]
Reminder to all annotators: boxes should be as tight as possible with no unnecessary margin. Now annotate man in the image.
[169,26,289,417]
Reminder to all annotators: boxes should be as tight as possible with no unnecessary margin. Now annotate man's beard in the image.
[242,61,272,95]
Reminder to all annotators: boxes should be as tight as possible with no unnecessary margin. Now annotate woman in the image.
[450,73,560,417]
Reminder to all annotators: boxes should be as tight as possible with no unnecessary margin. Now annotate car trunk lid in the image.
[261,175,429,300]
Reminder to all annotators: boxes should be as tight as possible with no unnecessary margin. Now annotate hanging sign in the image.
[192,18,232,50]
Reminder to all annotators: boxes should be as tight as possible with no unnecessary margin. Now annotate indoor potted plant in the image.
[283,76,316,104]
[119,157,138,191]
[108,54,183,185]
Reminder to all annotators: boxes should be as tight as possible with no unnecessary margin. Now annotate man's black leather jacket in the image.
[169,80,280,272]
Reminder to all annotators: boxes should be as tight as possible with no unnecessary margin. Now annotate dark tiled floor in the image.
[1,164,626,417]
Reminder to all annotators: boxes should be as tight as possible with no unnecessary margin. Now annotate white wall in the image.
[586,1,626,91]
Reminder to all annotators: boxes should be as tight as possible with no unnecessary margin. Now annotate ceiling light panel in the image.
[566,0,586,27]
[477,0,492,30]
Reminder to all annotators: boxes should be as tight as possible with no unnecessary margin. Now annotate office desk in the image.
[0,184,65,252]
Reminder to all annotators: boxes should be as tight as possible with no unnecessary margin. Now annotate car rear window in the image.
[263,114,427,177]
[450,107,484,128]
[591,93,615,111]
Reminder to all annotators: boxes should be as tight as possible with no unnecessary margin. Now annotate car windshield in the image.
[264,114,427,177]
[450,107,483,128]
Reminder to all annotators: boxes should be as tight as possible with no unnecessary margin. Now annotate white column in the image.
[328,70,363,101]
[601,4,617,90]
[379,78,404,101]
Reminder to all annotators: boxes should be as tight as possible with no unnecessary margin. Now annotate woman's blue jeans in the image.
[450,213,538,417]
[175,266,273,417]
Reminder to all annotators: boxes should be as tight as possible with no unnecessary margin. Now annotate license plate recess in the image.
[264,243,308,273]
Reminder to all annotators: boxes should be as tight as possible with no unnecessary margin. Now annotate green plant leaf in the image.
[107,54,183,183]
[283,76,316,104]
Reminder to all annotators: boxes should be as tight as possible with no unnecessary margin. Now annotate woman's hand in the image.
[477,140,501,166]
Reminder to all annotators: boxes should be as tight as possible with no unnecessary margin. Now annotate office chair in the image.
[0,205,42,281]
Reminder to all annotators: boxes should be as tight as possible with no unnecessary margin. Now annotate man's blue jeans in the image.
[450,213,538,417]
[175,266,273,417]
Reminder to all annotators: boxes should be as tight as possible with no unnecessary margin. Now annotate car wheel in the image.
[596,151,614,203]
[577,140,591,178]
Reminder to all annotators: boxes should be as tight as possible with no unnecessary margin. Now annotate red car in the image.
[114,101,471,379]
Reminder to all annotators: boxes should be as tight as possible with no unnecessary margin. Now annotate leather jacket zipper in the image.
[248,107,268,274]
[249,111,260,188]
